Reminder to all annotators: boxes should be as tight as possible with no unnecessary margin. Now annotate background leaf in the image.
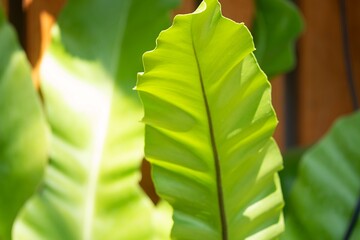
[0,8,47,239]
[13,0,178,239]
[153,201,173,240]
[283,111,360,239]
[137,0,284,239]
[57,0,180,92]
[279,147,306,211]
[252,0,304,78]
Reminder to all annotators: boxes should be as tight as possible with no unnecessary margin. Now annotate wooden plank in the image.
[348,0,360,102]
[23,0,66,88]
[272,76,286,151]
[220,0,254,26]
[173,0,196,15]
[174,0,254,25]
[297,0,360,146]
[0,0,8,15]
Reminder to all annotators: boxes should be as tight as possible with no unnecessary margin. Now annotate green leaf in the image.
[279,147,306,211]
[0,8,47,239]
[153,201,174,240]
[137,0,284,239]
[13,0,178,238]
[253,0,304,78]
[283,111,360,239]
[57,0,180,92]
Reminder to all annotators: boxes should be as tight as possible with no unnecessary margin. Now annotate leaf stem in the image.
[339,0,359,109]
[191,33,228,240]
[343,194,360,240]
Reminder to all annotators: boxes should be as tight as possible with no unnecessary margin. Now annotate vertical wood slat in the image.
[272,76,286,151]
[297,0,360,146]
[23,0,65,89]
[348,0,360,104]
[173,0,196,15]
[220,0,254,26]
[173,0,254,25]
[0,0,8,15]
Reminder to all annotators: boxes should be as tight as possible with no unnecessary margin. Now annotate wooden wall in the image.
[22,0,65,88]
[0,0,7,15]
[297,0,360,146]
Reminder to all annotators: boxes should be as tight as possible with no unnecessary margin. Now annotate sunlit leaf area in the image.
[0,0,359,239]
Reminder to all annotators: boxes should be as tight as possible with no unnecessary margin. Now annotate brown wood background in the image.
[0,0,7,15]
[1,0,359,201]
[297,0,360,146]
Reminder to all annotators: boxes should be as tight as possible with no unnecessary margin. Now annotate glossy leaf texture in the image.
[283,111,360,239]
[137,0,284,239]
[253,0,303,78]
[13,0,178,239]
[0,8,48,239]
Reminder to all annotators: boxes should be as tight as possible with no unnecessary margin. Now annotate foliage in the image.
[283,111,360,239]
[0,9,47,239]
[253,0,303,78]
[0,0,310,239]
[137,0,284,239]
[12,0,181,238]
[279,147,306,208]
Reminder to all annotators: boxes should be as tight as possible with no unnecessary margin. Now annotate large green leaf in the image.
[153,200,174,240]
[137,0,284,239]
[0,8,48,239]
[57,0,180,92]
[253,0,303,78]
[13,0,178,239]
[283,111,360,239]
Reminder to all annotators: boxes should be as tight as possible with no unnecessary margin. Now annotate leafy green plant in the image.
[11,0,180,239]
[252,0,303,78]
[137,0,283,238]
[0,0,310,239]
[1,0,179,238]
[283,111,360,240]
[0,9,47,239]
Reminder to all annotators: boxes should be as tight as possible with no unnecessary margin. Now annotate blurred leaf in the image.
[253,0,304,78]
[279,147,306,211]
[57,0,180,92]
[137,0,284,238]
[13,0,178,238]
[0,8,47,239]
[283,111,360,239]
[153,201,173,240]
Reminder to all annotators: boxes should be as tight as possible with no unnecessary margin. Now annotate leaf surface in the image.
[253,0,303,78]
[283,111,360,240]
[137,0,284,239]
[0,8,47,239]
[13,0,178,239]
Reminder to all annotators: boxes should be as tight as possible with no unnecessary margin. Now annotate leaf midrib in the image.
[190,19,228,240]
[82,1,133,239]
